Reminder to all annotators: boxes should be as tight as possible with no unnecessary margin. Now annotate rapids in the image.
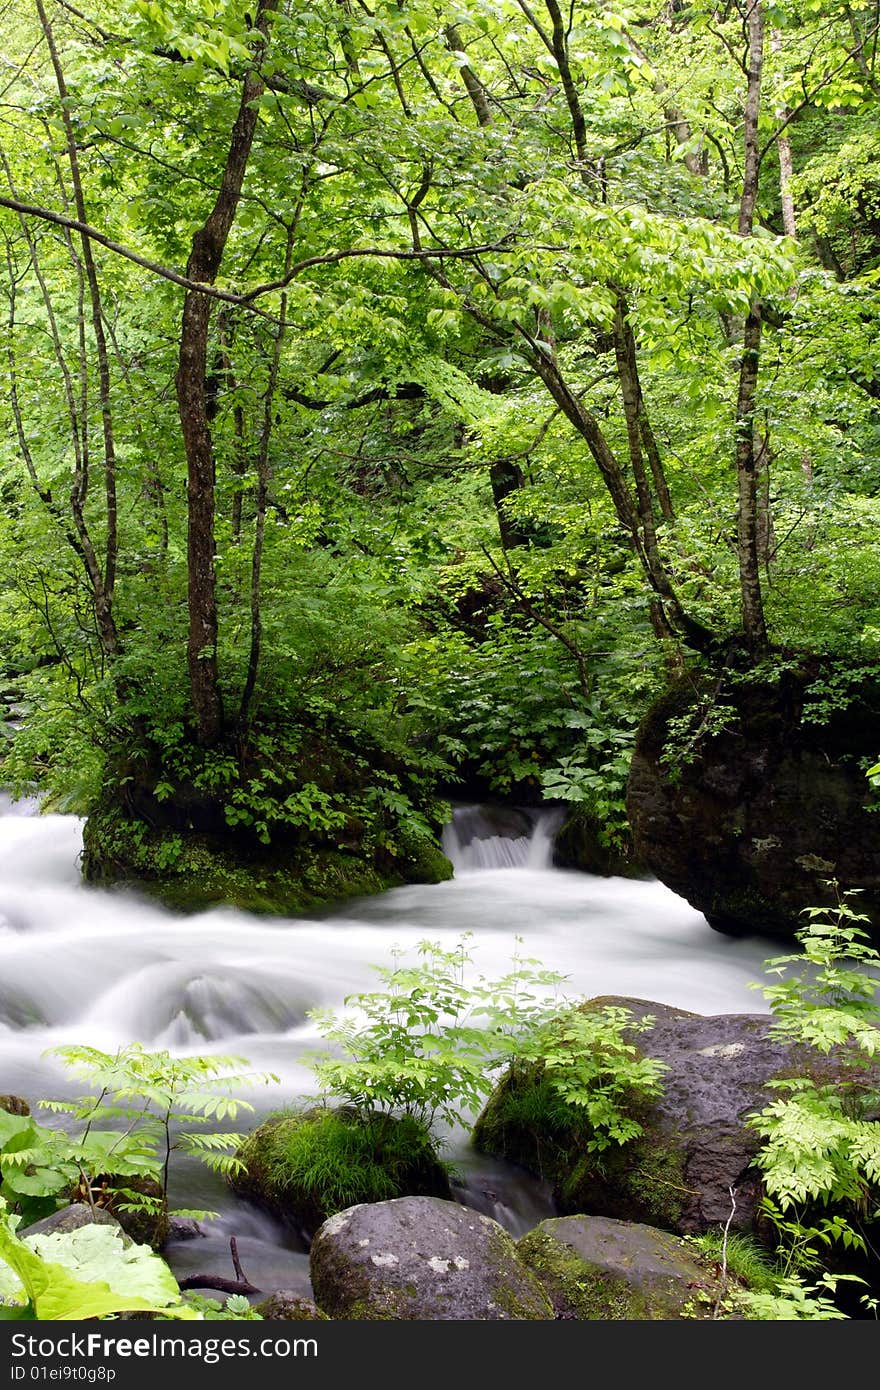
[0,798,773,1296]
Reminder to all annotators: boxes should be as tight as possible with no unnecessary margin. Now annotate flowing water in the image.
[0,797,774,1299]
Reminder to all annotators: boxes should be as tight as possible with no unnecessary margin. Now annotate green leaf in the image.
[0,1212,199,1321]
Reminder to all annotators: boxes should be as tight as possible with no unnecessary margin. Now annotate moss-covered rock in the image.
[627,662,880,941]
[82,812,451,916]
[392,826,454,885]
[255,1292,330,1320]
[81,716,453,916]
[309,1197,554,1320]
[473,996,864,1238]
[472,1057,686,1233]
[19,1204,131,1245]
[517,1215,724,1319]
[230,1108,453,1239]
[552,808,644,879]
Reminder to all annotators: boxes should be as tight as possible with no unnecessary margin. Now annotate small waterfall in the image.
[441,804,564,873]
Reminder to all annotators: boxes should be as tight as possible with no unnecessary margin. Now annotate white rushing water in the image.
[0,796,775,1291]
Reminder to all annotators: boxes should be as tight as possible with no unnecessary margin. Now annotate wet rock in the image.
[20,1204,130,1244]
[473,997,874,1236]
[256,1292,329,1320]
[626,666,880,941]
[166,1217,206,1243]
[518,1215,723,1319]
[309,1196,553,1320]
[69,1174,169,1250]
[552,808,644,878]
[451,805,533,844]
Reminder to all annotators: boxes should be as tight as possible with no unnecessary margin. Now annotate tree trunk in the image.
[489,459,529,550]
[239,274,290,728]
[443,25,493,126]
[771,31,796,238]
[735,0,769,656]
[176,0,278,745]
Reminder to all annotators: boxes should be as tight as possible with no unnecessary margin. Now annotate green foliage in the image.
[757,888,880,1055]
[32,1045,278,1225]
[0,1201,196,1321]
[688,1229,779,1294]
[737,1274,854,1321]
[522,1007,668,1153]
[178,1291,263,1320]
[307,935,564,1130]
[747,886,880,1275]
[308,938,668,1167]
[0,1107,156,1228]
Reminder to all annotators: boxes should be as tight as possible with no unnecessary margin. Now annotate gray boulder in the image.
[309,1196,553,1320]
[518,1215,723,1319]
[473,997,865,1235]
[256,1292,329,1320]
[20,1204,130,1243]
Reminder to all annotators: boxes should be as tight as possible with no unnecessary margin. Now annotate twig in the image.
[230,1236,246,1284]
[177,1237,260,1297]
[713,1185,738,1319]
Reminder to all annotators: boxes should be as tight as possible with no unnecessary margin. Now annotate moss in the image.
[517,1229,661,1319]
[484,1228,553,1320]
[552,807,644,879]
[80,712,453,917]
[560,1132,686,1230]
[82,797,452,917]
[332,1295,413,1321]
[517,1222,725,1320]
[231,1108,452,1235]
[393,827,454,885]
[81,809,451,917]
[254,1294,330,1320]
[473,1059,686,1232]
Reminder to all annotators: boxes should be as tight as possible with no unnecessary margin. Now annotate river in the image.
[0,798,773,1300]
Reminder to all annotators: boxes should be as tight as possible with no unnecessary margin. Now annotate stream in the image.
[0,797,774,1301]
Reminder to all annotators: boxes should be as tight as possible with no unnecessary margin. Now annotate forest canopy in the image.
[0,0,878,908]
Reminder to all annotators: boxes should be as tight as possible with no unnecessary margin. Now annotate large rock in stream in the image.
[473,997,871,1236]
[626,665,880,941]
[517,1215,723,1319]
[309,1197,553,1319]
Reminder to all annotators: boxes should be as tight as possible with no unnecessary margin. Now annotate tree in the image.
[0,0,877,870]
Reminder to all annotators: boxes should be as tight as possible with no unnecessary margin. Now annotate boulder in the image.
[626,666,880,941]
[517,1215,723,1319]
[309,1196,553,1320]
[166,1217,206,1243]
[552,808,644,878]
[81,722,452,917]
[68,1174,169,1250]
[255,1292,329,1320]
[19,1204,130,1243]
[473,997,863,1236]
[450,805,533,844]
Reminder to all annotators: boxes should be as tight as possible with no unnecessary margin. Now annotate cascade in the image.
[0,795,772,1296]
